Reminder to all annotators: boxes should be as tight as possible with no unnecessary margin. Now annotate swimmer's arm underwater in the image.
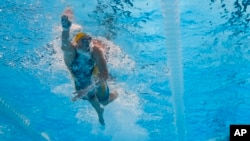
[71,82,98,102]
[72,88,88,102]
[92,42,109,81]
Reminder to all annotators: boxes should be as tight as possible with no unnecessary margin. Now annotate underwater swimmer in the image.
[61,8,118,126]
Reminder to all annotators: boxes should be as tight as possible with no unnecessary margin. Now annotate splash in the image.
[76,84,149,141]
[95,36,135,77]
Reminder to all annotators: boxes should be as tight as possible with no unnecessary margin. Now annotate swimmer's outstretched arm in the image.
[61,11,76,69]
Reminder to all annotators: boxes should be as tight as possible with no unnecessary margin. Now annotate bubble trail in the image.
[0,97,50,141]
[161,0,186,141]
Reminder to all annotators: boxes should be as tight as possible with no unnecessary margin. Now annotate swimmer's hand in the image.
[72,82,99,102]
[61,15,72,30]
[72,89,88,102]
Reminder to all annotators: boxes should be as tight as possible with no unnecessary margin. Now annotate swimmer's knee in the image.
[100,92,118,106]
[110,91,118,100]
[100,100,109,106]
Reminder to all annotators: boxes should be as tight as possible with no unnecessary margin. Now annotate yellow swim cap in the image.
[75,32,86,42]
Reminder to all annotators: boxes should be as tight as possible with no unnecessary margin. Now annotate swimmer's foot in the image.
[98,108,105,126]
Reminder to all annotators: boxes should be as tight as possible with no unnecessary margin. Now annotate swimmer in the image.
[60,8,118,126]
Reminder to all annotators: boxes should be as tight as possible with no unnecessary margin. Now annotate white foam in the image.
[76,83,148,141]
[105,87,148,141]
[94,36,135,73]
[51,83,74,97]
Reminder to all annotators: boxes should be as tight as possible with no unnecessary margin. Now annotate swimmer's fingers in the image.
[72,91,80,102]
[71,96,78,102]
[61,15,68,24]
[71,93,82,102]
[72,89,88,101]
[72,89,84,95]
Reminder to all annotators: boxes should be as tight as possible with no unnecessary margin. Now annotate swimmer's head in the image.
[75,32,85,43]
[75,32,92,48]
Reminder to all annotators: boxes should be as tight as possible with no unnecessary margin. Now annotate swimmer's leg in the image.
[88,96,105,126]
[109,91,118,103]
[100,91,118,106]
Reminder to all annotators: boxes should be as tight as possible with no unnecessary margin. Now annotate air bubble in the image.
[3,36,12,41]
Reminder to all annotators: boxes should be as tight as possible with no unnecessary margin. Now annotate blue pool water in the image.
[0,0,250,141]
